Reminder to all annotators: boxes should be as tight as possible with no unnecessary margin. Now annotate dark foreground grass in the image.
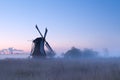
[0,58,120,80]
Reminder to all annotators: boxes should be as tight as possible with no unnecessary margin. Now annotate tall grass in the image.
[0,58,120,80]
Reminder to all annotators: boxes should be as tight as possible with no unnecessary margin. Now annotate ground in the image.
[0,58,120,80]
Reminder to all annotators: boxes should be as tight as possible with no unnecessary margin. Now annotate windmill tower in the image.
[31,25,55,58]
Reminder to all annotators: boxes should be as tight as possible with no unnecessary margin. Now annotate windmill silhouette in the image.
[31,25,55,58]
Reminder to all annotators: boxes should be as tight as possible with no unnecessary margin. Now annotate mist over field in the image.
[0,58,120,80]
[0,47,120,80]
[0,47,119,80]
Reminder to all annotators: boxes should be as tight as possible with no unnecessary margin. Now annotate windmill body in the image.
[31,37,46,57]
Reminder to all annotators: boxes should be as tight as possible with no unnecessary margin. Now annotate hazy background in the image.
[0,0,120,56]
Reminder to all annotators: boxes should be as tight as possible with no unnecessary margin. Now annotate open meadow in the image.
[0,58,120,80]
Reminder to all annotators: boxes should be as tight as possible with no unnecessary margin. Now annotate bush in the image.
[64,47,98,58]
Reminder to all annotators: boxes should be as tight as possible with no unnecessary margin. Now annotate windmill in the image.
[31,25,55,58]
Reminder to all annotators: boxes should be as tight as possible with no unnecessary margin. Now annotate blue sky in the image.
[0,0,120,55]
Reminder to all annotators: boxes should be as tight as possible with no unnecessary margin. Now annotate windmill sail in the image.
[45,42,55,55]
[44,28,48,39]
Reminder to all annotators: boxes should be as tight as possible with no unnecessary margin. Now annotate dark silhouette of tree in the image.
[64,47,82,58]
[64,47,98,58]
[82,48,98,57]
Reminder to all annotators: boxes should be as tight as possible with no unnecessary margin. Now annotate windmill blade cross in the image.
[35,25,55,54]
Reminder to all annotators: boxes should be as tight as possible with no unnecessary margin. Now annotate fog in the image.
[0,57,120,80]
[0,46,120,60]
[0,47,120,80]
[0,47,26,54]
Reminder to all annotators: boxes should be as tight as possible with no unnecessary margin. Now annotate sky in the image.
[0,0,120,56]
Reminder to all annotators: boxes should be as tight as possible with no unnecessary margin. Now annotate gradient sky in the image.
[0,0,120,55]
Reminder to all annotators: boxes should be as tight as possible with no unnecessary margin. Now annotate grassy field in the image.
[0,58,120,80]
